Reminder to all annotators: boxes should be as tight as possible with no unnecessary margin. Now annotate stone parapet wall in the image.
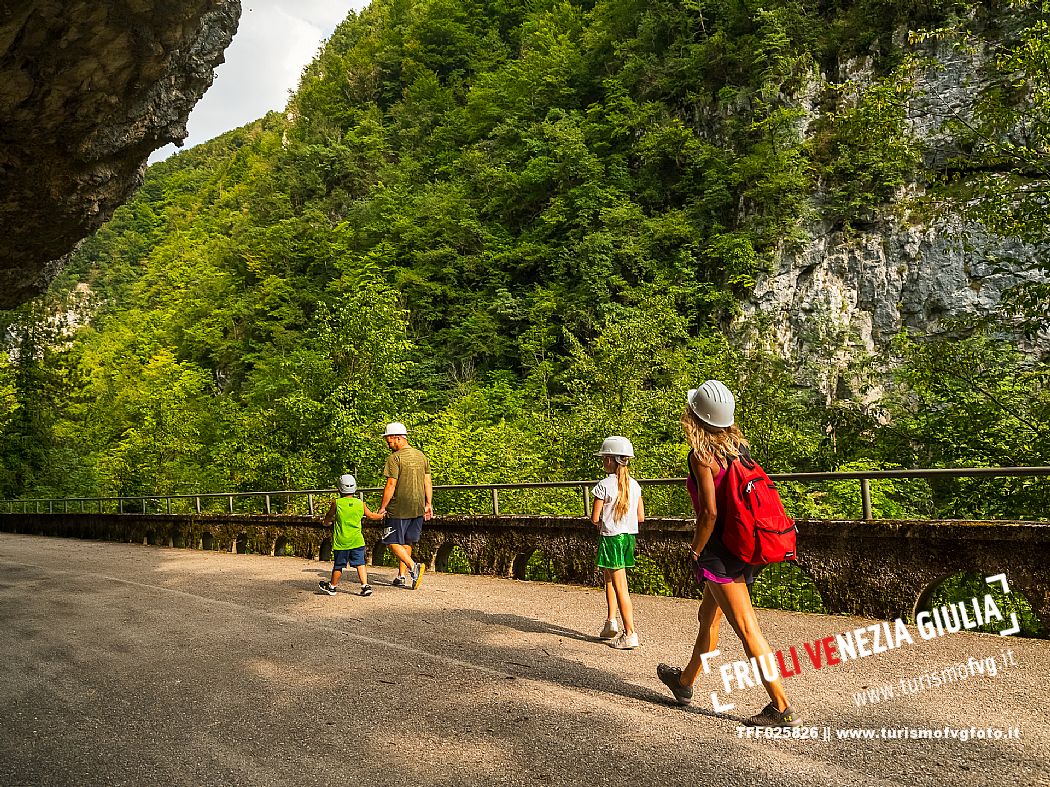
[2,513,1046,630]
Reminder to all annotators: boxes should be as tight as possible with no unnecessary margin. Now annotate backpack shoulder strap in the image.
[736,444,756,470]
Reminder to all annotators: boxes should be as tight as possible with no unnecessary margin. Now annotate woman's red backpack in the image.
[719,455,797,565]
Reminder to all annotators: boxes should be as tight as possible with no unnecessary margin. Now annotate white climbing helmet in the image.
[687,380,736,428]
[338,474,357,494]
[382,421,408,437]
[595,436,635,459]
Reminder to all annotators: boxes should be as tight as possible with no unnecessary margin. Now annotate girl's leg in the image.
[610,568,635,634]
[706,579,790,710]
[680,584,723,686]
[356,565,369,586]
[330,568,342,587]
[603,569,617,621]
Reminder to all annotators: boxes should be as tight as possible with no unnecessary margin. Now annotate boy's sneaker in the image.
[746,701,803,727]
[391,575,406,587]
[411,562,426,590]
[656,663,693,706]
[609,631,639,649]
[599,618,620,640]
[360,584,373,597]
[318,580,337,596]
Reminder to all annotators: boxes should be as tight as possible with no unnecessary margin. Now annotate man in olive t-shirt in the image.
[377,422,433,590]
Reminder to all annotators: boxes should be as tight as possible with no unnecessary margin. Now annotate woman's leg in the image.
[603,569,617,621]
[680,584,723,686]
[706,579,789,710]
[610,568,635,634]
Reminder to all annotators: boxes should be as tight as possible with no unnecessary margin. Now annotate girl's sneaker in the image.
[318,581,337,595]
[360,584,373,597]
[609,631,639,649]
[656,664,693,706]
[746,702,803,727]
[391,575,407,587]
[599,618,620,640]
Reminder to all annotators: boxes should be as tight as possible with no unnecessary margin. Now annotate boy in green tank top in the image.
[318,474,383,596]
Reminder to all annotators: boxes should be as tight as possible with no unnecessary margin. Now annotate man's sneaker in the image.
[411,562,427,590]
[609,631,639,649]
[391,575,406,587]
[656,663,694,706]
[599,618,620,640]
[318,580,337,596]
[360,584,373,597]
[746,701,803,727]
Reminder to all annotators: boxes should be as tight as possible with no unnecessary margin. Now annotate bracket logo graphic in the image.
[985,573,1020,636]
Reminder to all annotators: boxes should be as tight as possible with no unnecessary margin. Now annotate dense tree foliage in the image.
[1,0,1046,524]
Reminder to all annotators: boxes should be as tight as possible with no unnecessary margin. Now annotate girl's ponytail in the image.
[613,460,631,521]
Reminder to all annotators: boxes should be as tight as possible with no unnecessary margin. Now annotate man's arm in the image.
[423,472,433,520]
[378,476,397,516]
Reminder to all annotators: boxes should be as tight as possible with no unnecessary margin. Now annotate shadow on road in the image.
[455,609,733,720]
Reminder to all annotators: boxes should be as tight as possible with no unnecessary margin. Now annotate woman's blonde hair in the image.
[681,407,749,464]
[613,460,632,521]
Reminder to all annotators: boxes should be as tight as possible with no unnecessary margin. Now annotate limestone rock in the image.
[738,31,1049,395]
[0,0,241,308]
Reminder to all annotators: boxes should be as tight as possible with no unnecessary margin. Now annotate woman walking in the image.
[656,380,801,727]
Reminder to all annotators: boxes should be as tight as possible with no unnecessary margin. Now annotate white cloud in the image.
[149,1,369,163]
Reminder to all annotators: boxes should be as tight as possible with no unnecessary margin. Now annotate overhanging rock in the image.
[0,0,241,308]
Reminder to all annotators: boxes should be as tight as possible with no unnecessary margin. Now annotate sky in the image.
[149,0,370,164]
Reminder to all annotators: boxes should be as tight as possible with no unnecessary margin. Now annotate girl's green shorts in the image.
[596,533,636,570]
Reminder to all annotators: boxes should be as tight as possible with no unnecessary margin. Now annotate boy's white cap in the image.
[338,474,357,494]
[383,422,408,437]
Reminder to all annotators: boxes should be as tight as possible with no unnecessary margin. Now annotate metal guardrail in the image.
[2,466,1049,521]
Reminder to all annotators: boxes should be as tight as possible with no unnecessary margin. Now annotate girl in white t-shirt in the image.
[591,436,645,650]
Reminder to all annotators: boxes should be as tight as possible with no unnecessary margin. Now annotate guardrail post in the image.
[265,494,271,515]
[195,496,201,514]
[63,500,67,513]
[80,500,84,513]
[49,500,53,513]
[228,495,234,514]
[119,498,124,514]
[308,493,314,516]
[166,497,171,515]
[143,498,148,515]
[491,488,500,516]
[582,485,591,518]
[860,479,873,520]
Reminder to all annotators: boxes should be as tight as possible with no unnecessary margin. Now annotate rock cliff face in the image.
[0,0,241,309]
[739,34,1047,395]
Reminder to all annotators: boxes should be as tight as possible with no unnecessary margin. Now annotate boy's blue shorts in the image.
[333,547,366,570]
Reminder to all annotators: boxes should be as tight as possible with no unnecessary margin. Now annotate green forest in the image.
[1,0,1048,524]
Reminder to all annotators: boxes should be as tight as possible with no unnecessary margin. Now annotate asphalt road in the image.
[0,533,1047,787]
